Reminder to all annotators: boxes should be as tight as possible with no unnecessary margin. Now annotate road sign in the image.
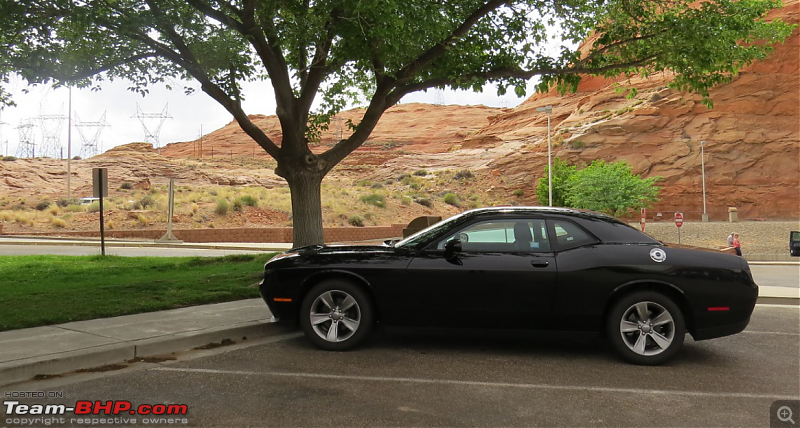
[675,212,684,228]
[92,168,108,198]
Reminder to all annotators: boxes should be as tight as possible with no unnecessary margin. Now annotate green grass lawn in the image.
[0,253,275,331]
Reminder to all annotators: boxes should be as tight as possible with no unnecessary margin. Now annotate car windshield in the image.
[394,212,470,249]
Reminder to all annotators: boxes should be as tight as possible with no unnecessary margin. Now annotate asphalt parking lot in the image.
[4,306,799,427]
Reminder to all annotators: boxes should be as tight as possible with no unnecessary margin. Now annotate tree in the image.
[0,0,793,246]
[565,160,661,216]
[536,157,576,207]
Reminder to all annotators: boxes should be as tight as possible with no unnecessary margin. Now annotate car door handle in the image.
[530,260,549,268]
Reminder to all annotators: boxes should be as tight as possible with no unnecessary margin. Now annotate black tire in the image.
[606,291,686,365]
[299,279,374,351]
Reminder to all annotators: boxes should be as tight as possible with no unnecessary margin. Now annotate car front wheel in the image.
[300,280,374,351]
[607,291,686,365]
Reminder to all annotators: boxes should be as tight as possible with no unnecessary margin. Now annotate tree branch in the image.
[395,0,510,82]
[297,9,339,120]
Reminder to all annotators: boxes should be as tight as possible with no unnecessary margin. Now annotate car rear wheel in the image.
[300,280,374,351]
[607,291,685,365]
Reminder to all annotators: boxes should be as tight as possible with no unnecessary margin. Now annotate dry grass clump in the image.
[50,216,67,228]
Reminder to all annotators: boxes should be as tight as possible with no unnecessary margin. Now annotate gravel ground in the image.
[630,221,800,255]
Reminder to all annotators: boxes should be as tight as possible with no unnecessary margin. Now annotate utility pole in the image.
[700,140,708,222]
[67,87,72,202]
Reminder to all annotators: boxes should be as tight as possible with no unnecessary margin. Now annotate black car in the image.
[259,207,758,365]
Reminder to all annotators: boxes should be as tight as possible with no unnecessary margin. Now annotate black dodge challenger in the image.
[259,207,758,365]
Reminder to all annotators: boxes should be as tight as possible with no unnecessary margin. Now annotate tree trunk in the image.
[287,173,325,248]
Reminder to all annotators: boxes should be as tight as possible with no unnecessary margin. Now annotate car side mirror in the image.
[444,238,462,257]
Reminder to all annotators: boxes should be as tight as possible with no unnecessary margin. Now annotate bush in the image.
[232,198,244,212]
[87,201,101,213]
[370,183,383,189]
[570,140,586,149]
[56,198,74,208]
[72,156,81,160]
[443,193,460,207]
[513,189,524,197]
[139,195,155,209]
[35,200,51,211]
[397,173,411,181]
[107,220,115,229]
[400,196,412,205]
[2,156,17,161]
[413,169,428,176]
[454,169,474,180]
[120,182,134,190]
[137,214,148,226]
[215,199,230,215]
[50,216,66,228]
[191,203,199,214]
[47,205,59,216]
[415,198,433,208]
[239,195,258,207]
[360,193,386,208]
[356,179,373,187]
[348,215,364,227]
[65,204,84,213]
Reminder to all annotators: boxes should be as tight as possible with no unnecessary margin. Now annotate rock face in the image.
[479,0,799,220]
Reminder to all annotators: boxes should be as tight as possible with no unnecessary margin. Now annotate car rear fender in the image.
[296,269,380,323]
[603,280,695,336]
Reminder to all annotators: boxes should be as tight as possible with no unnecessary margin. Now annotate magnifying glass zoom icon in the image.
[778,406,795,424]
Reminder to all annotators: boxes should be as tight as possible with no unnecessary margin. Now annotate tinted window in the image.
[549,220,597,250]
[436,219,551,253]
[792,232,800,242]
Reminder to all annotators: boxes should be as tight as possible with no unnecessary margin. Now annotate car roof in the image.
[461,206,623,224]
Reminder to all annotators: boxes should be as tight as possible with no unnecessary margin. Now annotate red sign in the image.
[675,212,684,228]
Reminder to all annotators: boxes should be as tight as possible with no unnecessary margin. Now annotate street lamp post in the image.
[536,105,553,207]
[700,140,708,222]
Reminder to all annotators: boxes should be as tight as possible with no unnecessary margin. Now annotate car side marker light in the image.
[274,298,292,302]
[707,307,730,311]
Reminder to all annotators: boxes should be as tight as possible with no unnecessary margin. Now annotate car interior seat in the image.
[513,221,533,251]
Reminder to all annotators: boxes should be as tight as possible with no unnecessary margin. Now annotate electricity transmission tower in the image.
[132,103,172,148]
[36,112,68,158]
[0,115,7,157]
[15,120,36,158]
[433,89,445,105]
[75,112,110,158]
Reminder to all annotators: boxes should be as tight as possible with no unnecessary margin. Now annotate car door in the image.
[401,217,557,330]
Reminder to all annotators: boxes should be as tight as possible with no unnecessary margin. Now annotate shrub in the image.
[239,195,258,207]
[415,198,433,208]
[72,156,81,160]
[363,212,374,221]
[2,156,17,161]
[191,203,199,214]
[107,220,115,229]
[215,199,230,215]
[348,215,364,227]
[137,214,148,226]
[370,183,383,189]
[360,193,386,208]
[356,179,373,187]
[47,205,59,216]
[0,211,12,222]
[87,201,101,213]
[443,193,460,207]
[50,216,67,228]
[35,200,51,211]
[232,198,244,212]
[413,169,428,176]
[65,204,84,213]
[400,196,412,205]
[120,182,134,190]
[56,198,72,208]
[138,195,155,209]
[397,173,411,181]
[454,169,474,180]
[513,189,524,197]
[571,140,586,149]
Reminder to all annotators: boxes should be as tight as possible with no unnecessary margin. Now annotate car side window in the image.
[548,220,598,250]
[435,219,551,253]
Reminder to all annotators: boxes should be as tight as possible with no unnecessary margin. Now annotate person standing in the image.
[733,233,742,256]
[727,232,735,248]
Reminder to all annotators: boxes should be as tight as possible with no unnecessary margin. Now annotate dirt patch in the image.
[193,338,236,350]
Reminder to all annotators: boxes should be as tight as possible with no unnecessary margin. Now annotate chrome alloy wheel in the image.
[309,290,361,342]
[619,301,675,356]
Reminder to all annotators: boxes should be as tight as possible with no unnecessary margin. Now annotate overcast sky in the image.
[0,76,539,158]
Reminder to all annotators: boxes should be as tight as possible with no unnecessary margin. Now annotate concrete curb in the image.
[0,239,290,252]
[0,321,289,386]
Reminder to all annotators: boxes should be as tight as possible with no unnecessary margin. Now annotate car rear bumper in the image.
[691,316,751,341]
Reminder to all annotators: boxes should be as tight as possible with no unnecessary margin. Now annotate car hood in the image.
[293,244,394,255]
[661,242,730,254]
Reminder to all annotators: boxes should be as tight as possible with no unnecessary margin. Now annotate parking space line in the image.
[742,330,800,336]
[152,367,799,400]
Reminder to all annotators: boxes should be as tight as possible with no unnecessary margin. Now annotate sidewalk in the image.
[0,299,284,386]
[1,286,796,386]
